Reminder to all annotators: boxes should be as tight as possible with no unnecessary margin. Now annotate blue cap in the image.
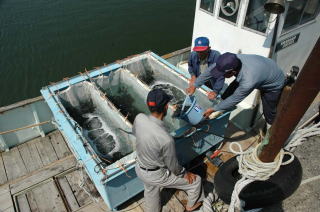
[193,37,210,52]
[211,52,240,78]
[216,52,240,73]
[147,89,172,110]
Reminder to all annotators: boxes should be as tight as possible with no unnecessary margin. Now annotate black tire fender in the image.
[214,154,302,209]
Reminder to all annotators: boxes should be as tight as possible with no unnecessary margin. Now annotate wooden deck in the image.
[0,130,109,212]
[117,123,261,212]
[0,124,260,212]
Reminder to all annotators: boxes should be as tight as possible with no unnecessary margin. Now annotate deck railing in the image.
[0,97,56,151]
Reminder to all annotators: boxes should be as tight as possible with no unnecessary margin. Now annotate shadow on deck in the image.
[0,123,259,212]
[4,122,314,212]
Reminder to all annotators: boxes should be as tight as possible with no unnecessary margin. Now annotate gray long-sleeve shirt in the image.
[213,54,285,111]
[194,63,225,93]
[132,113,184,176]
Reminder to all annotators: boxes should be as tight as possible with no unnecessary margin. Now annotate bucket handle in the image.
[180,95,196,118]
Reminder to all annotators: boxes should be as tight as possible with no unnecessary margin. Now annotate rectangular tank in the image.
[41,52,230,210]
[122,53,216,109]
[57,81,135,161]
[92,68,186,132]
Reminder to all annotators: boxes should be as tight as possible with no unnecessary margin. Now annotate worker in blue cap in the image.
[133,89,204,212]
[188,37,222,100]
[188,52,285,125]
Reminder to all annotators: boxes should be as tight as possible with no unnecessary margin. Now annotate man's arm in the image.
[213,84,254,111]
[208,50,221,65]
[211,75,225,94]
[162,136,197,184]
[132,118,137,135]
[189,75,197,87]
[194,64,217,88]
[188,52,196,77]
[162,138,185,176]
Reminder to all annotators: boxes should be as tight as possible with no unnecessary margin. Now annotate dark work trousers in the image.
[261,90,282,124]
[221,80,239,100]
[221,79,282,124]
[205,81,213,90]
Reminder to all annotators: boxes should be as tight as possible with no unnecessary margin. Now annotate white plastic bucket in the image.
[180,95,204,125]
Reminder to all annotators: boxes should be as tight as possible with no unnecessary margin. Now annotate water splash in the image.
[151,81,188,119]
[83,113,120,159]
[151,81,187,105]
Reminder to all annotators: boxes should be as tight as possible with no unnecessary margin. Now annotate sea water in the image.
[151,81,189,119]
[104,83,149,124]
[151,81,187,105]
[63,102,122,162]
[102,80,187,131]
[0,0,195,107]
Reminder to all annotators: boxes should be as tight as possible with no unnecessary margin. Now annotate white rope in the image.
[200,193,215,212]
[227,143,294,212]
[200,123,319,212]
[200,191,228,212]
[285,122,320,152]
[77,161,100,203]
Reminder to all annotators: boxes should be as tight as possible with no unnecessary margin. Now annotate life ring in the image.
[214,154,302,209]
[220,0,239,17]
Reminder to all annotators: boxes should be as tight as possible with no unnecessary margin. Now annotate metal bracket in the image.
[31,104,45,137]
[0,135,9,152]
[258,130,270,155]
[286,66,300,86]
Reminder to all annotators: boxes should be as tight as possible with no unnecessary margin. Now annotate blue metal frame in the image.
[41,52,230,210]
[41,63,134,209]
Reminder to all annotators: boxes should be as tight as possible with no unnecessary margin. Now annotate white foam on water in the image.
[82,113,120,156]
[151,80,187,104]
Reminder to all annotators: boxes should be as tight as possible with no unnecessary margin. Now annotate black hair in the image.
[147,102,168,114]
[235,58,242,72]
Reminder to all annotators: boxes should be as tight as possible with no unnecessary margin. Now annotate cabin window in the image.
[244,0,270,33]
[283,0,320,31]
[219,0,242,23]
[200,0,216,14]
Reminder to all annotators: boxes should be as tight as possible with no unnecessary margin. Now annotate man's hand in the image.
[184,172,197,184]
[203,108,215,119]
[189,76,196,86]
[207,91,217,100]
[186,85,196,95]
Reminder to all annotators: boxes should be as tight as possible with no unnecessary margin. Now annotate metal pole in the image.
[268,14,280,58]
[259,38,320,162]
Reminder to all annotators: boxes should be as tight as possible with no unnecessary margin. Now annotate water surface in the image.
[0,0,195,106]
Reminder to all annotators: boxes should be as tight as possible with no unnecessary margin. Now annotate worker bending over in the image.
[188,37,222,99]
[188,52,285,125]
[133,89,204,212]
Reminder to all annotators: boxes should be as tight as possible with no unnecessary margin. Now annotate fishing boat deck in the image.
[0,124,259,212]
[1,124,319,212]
[117,123,261,212]
[0,130,108,212]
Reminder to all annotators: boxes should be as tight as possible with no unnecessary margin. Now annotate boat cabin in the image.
[178,0,320,130]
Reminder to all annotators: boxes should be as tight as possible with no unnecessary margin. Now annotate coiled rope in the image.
[200,193,217,212]
[227,143,294,212]
[199,122,319,212]
[285,122,320,152]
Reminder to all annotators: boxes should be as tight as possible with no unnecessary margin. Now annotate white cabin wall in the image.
[275,9,320,125]
[187,0,319,129]
[190,0,277,130]
[276,15,320,73]
[192,0,273,56]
